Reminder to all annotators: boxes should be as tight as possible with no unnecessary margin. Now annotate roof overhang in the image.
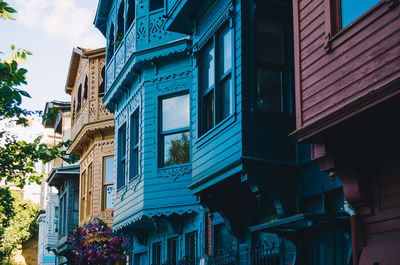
[42,100,70,128]
[47,165,80,188]
[94,0,113,37]
[65,48,85,95]
[250,213,349,233]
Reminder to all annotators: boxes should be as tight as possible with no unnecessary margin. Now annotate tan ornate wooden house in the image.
[66,47,115,227]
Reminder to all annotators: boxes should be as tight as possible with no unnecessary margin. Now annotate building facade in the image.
[291,0,400,264]
[66,47,115,228]
[44,101,80,265]
[165,0,352,265]
[94,0,204,264]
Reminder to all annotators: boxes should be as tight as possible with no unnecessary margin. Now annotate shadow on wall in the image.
[10,235,38,265]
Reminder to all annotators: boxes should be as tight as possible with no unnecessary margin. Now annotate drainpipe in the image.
[344,200,358,265]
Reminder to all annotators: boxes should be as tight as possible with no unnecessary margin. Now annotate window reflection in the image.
[160,94,190,167]
[162,94,190,131]
[164,132,190,166]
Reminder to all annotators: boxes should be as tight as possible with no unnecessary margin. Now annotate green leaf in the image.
[11,44,15,50]
[18,90,31,98]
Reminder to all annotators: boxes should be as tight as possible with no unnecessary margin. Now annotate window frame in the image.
[86,163,93,217]
[80,170,87,221]
[117,123,127,190]
[130,109,140,181]
[103,156,115,210]
[185,231,198,264]
[152,241,162,265]
[325,0,384,44]
[252,8,293,115]
[167,236,179,265]
[159,92,190,168]
[199,23,234,136]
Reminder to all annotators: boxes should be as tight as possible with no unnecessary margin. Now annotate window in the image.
[255,16,290,113]
[84,75,88,103]
[200,25,233,135]
[86,164,92,217]
[160,94,190,167]
[152,242,162,265]
[130,110,139,181]
[340,0,380,28]
[117,124,127,189]
[54,206,59,233]
[80,171,86,221]
[127,0,136,30]
[149,0,163,11]
[117,1,125,47]
[99,66,105,96]
[103,156,114,209]
[185,232,197,265]
[134,252,147,265]
[77,84,82,112]
[167,237,178,265]
[108,24,115,62]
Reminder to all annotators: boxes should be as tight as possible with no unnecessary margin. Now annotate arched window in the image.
[117,1,125,47]
[83,75,88,102]
[99,66,105,96]
[107,24,115,62]
[149,0,163,11]
[77,84,82,112]
[127,0,135,30]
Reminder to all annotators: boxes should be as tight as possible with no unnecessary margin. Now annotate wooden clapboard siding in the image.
[293,0,400,137]
[191,0,243,186]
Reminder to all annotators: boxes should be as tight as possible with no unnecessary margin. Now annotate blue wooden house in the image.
[94,1,204,264]
[164,1,351,265]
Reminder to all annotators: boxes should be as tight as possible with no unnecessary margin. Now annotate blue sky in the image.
[0,0,105,112]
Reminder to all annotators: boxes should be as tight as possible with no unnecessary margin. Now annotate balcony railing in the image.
[247,242,281,265]
[105,9,184,94]
[208,251,237,265]
[71,98,112,141]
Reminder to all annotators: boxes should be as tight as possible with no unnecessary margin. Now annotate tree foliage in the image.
[0,0,78,188]
[0,188,39,263]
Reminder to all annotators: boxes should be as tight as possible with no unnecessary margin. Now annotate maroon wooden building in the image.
[292,0,400,264]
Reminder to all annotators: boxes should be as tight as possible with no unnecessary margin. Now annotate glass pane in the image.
[164,132,190,166]
[204,91,214,132]
[219,28,232,75]
[105,157,114,183]
[105,184,114,209]
[257,68,282,112]
[341,0,380,28]
[162,94,190,131]
[130,148,138,180]
[201,45,215,90]
[220,76,232,121]
[257,18,284,65]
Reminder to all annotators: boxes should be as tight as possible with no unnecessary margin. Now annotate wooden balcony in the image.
[71,98,113,142]
[105,9,185,93]
[292,0,400,141]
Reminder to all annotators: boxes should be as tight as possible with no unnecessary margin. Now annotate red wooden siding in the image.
[293,0,400,137]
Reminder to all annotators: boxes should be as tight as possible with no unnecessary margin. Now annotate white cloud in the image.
[15,0,105,48]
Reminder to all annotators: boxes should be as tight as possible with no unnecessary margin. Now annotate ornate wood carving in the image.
[157,165,192,182]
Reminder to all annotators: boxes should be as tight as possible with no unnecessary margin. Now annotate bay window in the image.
[200,25,233,135]
[160,94,190,167]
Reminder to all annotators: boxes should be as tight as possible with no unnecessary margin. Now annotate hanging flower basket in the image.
[68,217,132,265]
